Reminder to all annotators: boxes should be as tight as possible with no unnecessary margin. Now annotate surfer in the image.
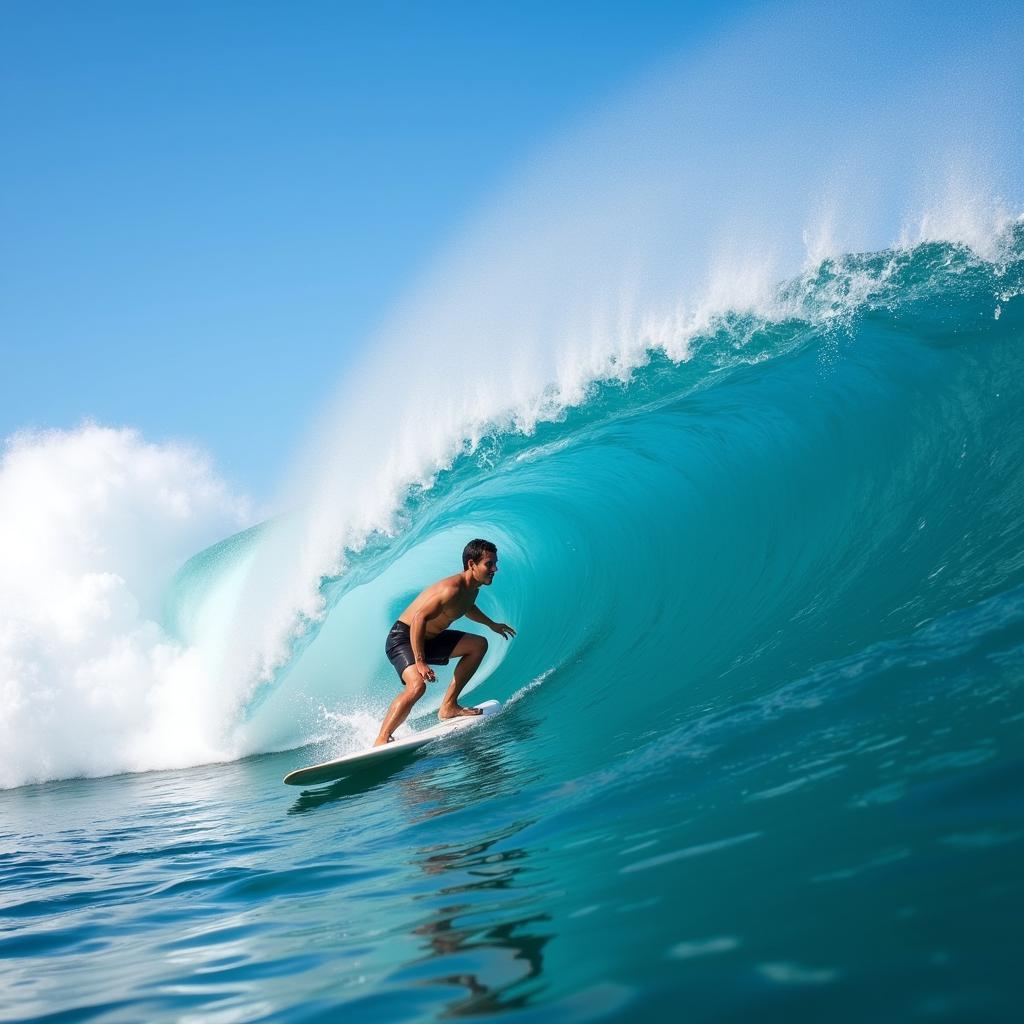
[374,539,515,746]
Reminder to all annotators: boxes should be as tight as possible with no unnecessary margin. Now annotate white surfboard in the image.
[283,699,502,786]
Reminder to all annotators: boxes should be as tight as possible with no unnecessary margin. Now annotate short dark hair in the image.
[463,538,497,569]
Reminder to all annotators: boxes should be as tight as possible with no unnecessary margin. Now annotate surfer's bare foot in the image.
[439,704,482,720]
[372,735,395,747]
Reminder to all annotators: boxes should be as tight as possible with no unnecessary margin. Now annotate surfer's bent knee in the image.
[401,668,426,698]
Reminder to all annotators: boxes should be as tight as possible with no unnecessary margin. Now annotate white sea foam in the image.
[0,425,252,788]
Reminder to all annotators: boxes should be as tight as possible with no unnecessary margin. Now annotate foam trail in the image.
[207,0,1022,717]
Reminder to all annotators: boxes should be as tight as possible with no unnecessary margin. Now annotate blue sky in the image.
[1,0,753,500]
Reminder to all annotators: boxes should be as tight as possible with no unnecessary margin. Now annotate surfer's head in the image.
[463,538,498,584]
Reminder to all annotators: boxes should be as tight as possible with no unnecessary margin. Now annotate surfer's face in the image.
[471,554,498,585]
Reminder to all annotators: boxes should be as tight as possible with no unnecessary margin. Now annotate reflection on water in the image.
[386,729,554,1014]
[398,741,520,822]
[280,704,556,1017]
[410,827,551,1017]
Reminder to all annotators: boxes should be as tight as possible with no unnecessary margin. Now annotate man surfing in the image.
[374,539,515,746]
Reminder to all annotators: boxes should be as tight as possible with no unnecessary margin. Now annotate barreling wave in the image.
[194,0,1024,739]
[3,228,1022,788]
[4,0,1024,789]
[167,229,1024,768]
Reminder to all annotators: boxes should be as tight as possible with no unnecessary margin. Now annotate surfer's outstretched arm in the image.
[465,604,516,639]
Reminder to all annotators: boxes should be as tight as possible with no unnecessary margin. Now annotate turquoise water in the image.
[3,237,1024,1021]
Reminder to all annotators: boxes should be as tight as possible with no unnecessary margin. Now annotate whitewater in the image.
[3,1,1024,1021]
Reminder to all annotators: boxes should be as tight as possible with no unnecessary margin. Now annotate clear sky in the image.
[1,0,754,500]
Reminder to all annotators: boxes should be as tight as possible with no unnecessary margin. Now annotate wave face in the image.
[155,229,1024,769]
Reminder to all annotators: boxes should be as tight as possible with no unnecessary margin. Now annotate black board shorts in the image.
[385,620,466,681]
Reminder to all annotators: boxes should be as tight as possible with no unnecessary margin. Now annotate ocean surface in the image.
[3,232,1024,1022]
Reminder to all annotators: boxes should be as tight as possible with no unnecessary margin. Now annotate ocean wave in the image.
[169,234,1024,761]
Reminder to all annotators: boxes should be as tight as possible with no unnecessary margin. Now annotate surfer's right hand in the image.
[415,661,436,683]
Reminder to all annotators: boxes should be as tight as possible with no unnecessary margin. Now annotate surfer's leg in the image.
[439,634,488,720]
[374,667,427,746]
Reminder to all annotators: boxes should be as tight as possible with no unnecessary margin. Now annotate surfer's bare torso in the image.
[398,573,485,638]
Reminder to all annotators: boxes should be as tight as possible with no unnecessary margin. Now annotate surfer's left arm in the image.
[465,604,516,640]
